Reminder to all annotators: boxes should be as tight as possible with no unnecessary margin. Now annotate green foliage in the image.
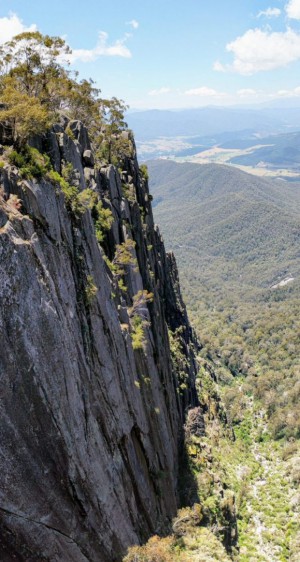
[139,164,149,181]
[0,32,70,141]
[149,159,300,440]
[65,124,75,140]
[123,509,231,562]
[48,169,96,216]
[131,314,147,351]
[129,289,153,316]
[113,239,137,276]
[233,417,252,445]
[8,145,51,178]
[168,328,189,392]
[85,275,98,304]
[128,290,153,351]
[0,30,130,156]
[0,77,51,142]
[94,200,114,243]
[95,97,131,165]
[122,182,136,202]
[48,169,79,212]
[117,278,127,293]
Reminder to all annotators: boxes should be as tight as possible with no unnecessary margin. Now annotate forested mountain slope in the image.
[149,160,300,295]
[148,159,300,440]
[147,158,300,561]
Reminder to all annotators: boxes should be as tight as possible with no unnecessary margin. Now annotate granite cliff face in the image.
[0,122,199,561]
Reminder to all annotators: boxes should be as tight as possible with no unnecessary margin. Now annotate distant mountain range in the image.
[127,106,300,141]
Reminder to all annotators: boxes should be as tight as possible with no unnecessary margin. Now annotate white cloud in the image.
[257,7,281,18]
[0,13,37,44]
[213,60,226,73]
[214,27,300,74]
[148,87,171,96]
[286,0,300,19]
[127,19,139,29]
[273,85,300,96]
[68,31,132,62]
[185,86,226,97]
[237,88,258,97]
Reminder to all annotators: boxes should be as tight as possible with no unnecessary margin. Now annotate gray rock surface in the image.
[0,126,199,561]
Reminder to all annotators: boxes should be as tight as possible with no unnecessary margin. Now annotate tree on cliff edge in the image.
[0,31,130,163]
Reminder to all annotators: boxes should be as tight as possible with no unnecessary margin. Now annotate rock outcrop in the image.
[0,122,199,561]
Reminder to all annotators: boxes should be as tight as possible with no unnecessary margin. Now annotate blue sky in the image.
[2,1,300,108]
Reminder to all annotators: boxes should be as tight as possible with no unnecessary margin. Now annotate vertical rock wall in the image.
[0,122,199,561]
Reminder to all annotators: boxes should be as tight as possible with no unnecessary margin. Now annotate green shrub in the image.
[122,183,136,202]
[8,145,51,179]
[85,275,98,304]
[48,169,80,211]
[65,124,75,140]
[139,164,149,181]
[94,200,114,243]
[131,314,146,351]
[48,169,97,216]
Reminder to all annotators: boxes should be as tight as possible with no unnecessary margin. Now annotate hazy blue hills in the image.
[128,106,300,162]
[127,107,285,141]
[127,106,300,141]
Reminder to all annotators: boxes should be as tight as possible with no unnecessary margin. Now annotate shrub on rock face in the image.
[8,145,51,178]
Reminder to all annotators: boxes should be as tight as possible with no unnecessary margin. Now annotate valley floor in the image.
[216,394,300,562]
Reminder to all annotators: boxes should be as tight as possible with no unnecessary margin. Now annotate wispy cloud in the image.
[148,87,171,96]
[257,7,281,18]
[127,19,139,29]
[286,0,300,20]
[237,89,258,97]
[272,85,300,97]
[185,86,226,98]
[214,27,300,74]
[0,13,37,44]
[68,31,132,63]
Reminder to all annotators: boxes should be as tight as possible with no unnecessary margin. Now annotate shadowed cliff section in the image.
[0,122,199,561]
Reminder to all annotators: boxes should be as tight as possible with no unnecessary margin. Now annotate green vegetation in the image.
[8,145,51,178]
[211,385,300,562]
[129,290,153,351]
[149,159,300,440]
[139,163,149,181]
[0,31,131,165]
[148,159,300,559]
[93,200,114,243]
[124,526,231,562]
[123,361,300,561]
[122,182,136,202]
[85,275,98,304]
[131,314,147,351]
[124,364,235,562]
[168,328,189,392]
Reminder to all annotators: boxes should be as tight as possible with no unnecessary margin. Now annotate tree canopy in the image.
[0,31,130,162]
